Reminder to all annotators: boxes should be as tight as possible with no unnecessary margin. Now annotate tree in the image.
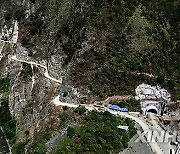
[67,127,75,138]
[62,106,69,111]
[75,106,87,115]
[59,113,70,125]
[13,6,25,21]
[33,143,46,154]
[52,111,136,153]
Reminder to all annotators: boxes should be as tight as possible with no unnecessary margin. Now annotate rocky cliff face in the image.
[0,0,179,153]
[0,1,93,151]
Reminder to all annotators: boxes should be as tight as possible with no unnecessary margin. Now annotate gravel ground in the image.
[121,124,153,154]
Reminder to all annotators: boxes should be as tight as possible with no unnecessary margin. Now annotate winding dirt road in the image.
[52,95,164,154]
[11,55,62,84]
[0,21,165,154]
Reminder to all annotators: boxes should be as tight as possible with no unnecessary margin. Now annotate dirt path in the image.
[52,94,164,154]
[110,111,164,154]
[94,95,132,105]
[11,55,62,84]
[53,95,94,110]
[0,127,12,154]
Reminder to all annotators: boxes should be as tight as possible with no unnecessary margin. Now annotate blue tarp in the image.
[109,105,128,112]
[120,108,128,112]
[109,105,121,111]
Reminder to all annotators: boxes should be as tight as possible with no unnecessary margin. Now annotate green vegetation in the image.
[110,98,141,112]
[28,129,52,154]
[74,106,87,115]
[63,91,68,97]
[32,143,46,154]
[12,139,30,154]
[0,78,16,145]
[4,0,178,99]
[0,78,10,93]
[168,102,180,112]
[43,131,52,141]
[19,63,33,80]
[147,77,180,101]
[70,0,180,100]
[52,111,136,154]
[0,98,16,143]
[1,0,179,153]
[0,1,25,25]
[59,113,70,126]
[62,106,69,111]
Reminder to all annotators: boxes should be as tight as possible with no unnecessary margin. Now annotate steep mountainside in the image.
[0,0,179,153]
[1,0,179,99]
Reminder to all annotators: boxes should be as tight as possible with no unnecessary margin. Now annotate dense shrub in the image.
[52,111,136,154]
[59,113,70,126]
[32,143,46,154]
[74,106,87,115]
[0,98,16,144]
[0,78,10,93]
[12,140,29,154]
